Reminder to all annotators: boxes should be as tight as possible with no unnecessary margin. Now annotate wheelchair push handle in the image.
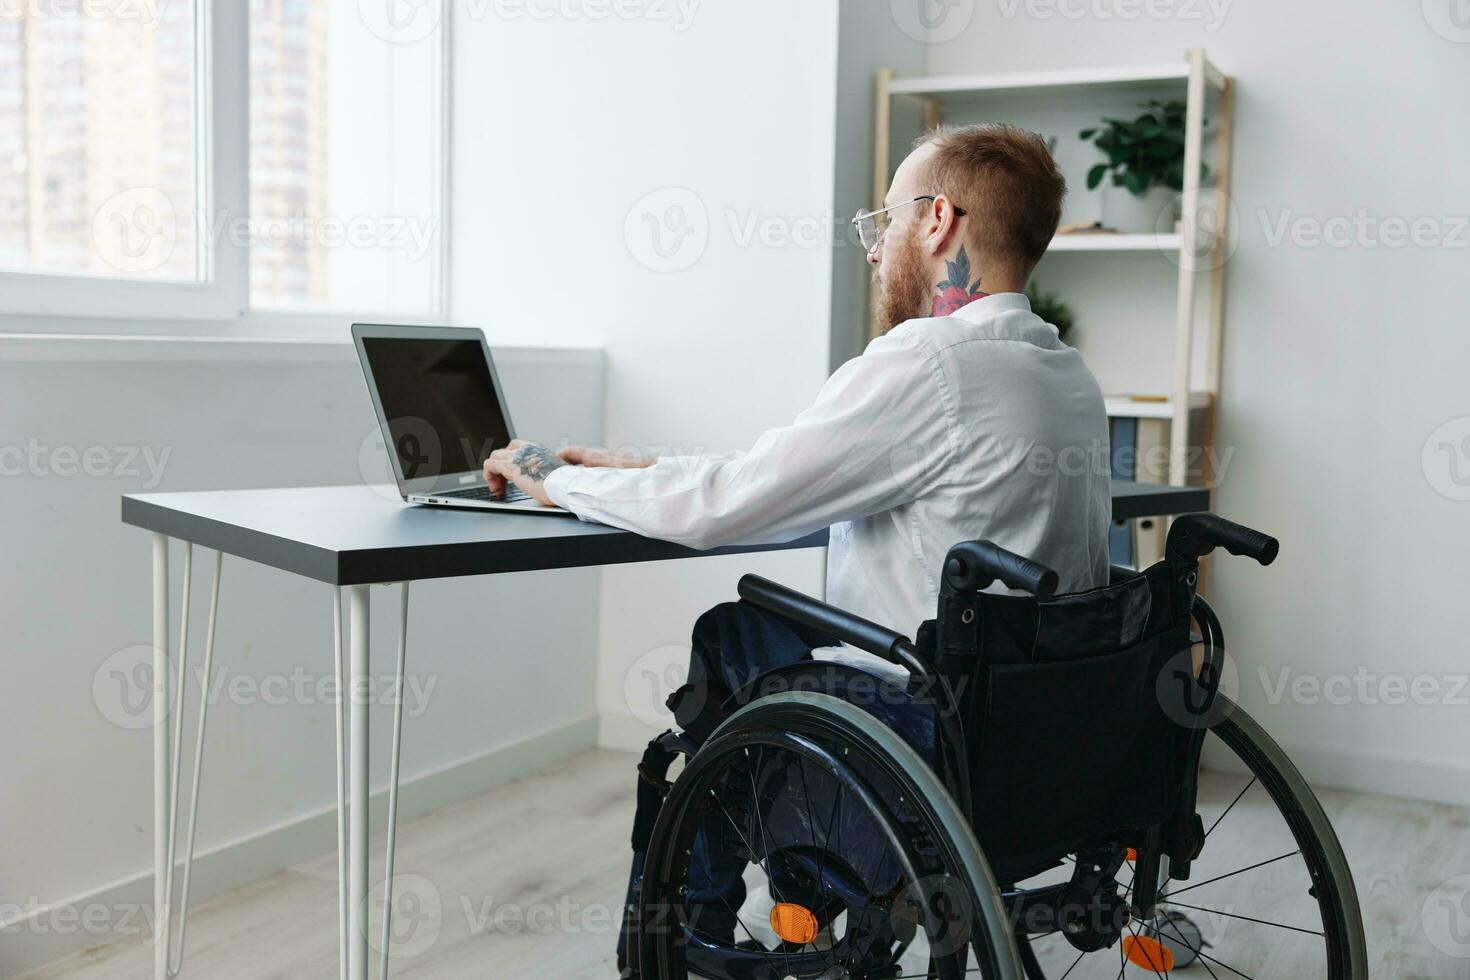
[1167,513,1279,566]
[943,540,1059,598]
[737,574,914,664]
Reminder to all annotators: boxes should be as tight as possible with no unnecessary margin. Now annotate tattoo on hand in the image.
[931,245,989,317]
[512,444,565,483]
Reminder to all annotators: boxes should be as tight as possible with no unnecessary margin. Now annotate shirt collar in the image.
[949,291,1031,323]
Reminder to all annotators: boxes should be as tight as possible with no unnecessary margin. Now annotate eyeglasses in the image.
[852,195,968,253]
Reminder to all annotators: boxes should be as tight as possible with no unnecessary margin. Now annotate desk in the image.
[122,479,1206,980]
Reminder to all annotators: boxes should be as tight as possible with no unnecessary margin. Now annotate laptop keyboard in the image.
[437,483,530,503]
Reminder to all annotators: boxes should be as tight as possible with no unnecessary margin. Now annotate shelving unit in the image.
[870,50,1234,489]
[1047,233,1181,253]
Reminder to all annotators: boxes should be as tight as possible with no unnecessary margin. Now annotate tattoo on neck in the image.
[512,444,565,483]
[931,245,988,317]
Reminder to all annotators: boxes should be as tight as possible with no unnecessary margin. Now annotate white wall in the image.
[918,0,1470,805]
[452,0,844,748]
[0,344,604,976]
[828,3,930,369]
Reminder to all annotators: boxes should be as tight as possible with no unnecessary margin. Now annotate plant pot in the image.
[1103,184,1177,234]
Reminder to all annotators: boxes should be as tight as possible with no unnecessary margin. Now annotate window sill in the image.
[0,326,605,365]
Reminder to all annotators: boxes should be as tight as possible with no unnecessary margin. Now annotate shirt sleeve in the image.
[541,330,958,550]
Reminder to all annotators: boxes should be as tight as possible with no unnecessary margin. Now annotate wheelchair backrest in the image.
[927,558,1198,882]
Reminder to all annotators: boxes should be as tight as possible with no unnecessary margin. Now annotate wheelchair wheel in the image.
[637,690,1024,980]
[1014,695,1367,978]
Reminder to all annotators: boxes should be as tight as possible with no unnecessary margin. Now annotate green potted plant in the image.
[1025,280,1075,346]
[1080,100,1206,233]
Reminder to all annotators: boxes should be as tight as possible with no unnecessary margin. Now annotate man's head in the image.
[867,124,1065,333]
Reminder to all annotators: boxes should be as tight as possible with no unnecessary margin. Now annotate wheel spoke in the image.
[795,757,831,917]
[1158,898,1323,937]
[707,782,792,975]
[1190,945,1259,980]
[709,790,760,872]
[750,748,799,975]
[1056,948,1086,979]
[1154,911,1221,980]
[1204,777,1257,841]
[1159,851,1300,901]
[840,816,901,976]
[1152,905,1267,980]
[746,747,788,905]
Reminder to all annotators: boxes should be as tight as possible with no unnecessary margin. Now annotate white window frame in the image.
[0,0,451,337]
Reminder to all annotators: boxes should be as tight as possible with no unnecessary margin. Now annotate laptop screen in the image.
[360,336,512,484]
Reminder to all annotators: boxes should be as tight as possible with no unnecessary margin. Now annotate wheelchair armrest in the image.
[737,574,927,676]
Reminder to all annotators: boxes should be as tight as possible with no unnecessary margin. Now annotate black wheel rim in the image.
[639,720,995,979]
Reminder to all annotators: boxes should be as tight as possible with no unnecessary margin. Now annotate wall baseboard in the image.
[1202,731,1470,810]
[598,710,664,753]
[2,715,597,979]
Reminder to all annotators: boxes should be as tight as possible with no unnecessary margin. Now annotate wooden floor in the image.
[20,749,1468,979]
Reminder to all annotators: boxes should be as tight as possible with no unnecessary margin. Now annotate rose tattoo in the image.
[931,245,988,317]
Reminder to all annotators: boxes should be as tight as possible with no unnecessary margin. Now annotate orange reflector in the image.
[1123,935,1176,972]
[1126,848,1138,861]
[769,902,819,945]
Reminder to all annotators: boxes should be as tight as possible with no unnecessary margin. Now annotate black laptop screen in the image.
[361,337,512,482]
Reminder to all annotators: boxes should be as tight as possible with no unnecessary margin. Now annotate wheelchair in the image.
[624,514,1367,979]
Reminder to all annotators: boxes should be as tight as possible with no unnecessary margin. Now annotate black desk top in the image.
[1110,479,1208,521]
[123,480,1207,586]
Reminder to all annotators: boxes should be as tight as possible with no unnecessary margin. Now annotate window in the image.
[0,0,447,325]
[0,2,199,281]
[248,0,445,314]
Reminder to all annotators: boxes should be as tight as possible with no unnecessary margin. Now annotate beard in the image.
[873,223,931,334]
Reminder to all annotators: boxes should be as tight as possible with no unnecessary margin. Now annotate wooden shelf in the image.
[889,63,1194,98]
[1105,391,1212,420]
[869,50,1234,485]
[1048,233,1181,253]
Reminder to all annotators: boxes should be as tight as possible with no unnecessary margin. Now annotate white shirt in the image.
[544,292,1112,642]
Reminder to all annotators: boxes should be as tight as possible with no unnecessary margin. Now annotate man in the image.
[486,123,1111,961]
[486,123,1110,619]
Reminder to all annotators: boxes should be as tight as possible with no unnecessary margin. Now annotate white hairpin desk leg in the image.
[153,533,170,980]
[347,584,371,980]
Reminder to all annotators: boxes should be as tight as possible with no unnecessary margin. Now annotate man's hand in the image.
[483,439,568,506]
[557,445,658,469]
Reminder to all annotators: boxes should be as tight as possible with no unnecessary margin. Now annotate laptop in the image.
[352,323,571,515]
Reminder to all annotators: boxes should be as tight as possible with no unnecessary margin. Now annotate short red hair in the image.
[914,124,1066,280]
